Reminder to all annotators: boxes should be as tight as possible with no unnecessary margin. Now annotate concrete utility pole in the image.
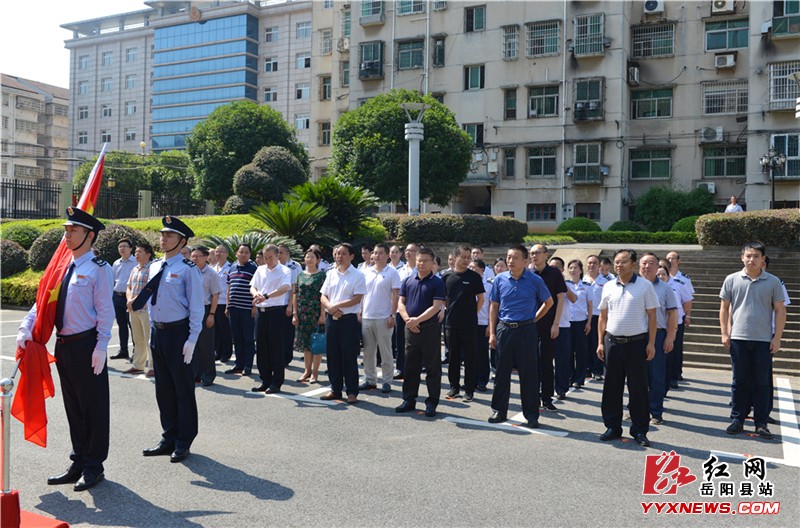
[400,102,429,216]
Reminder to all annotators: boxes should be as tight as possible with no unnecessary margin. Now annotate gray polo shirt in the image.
[719,269,784,343]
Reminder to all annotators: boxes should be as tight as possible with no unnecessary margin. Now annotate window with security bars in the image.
[630,149,671,180]
[574,79,604,120]
[771,133,800,179]
[705,19,748,51]
[702,81,748,115]
[769,61,800,111]
[397,1,423,15]
[632,88,672,119]
[631,24,674,58]
[702,146,746,178]
[528,147,557,178]
[575,203,600,220]
[526,21,559,56]
[527,203,556,221]
[504,149,516,178]
[529,86,558,117]
[398,40,424,69]
[574,14,604,56]
[573,143,601,182]
[502,26,518,59]
[320,29,333,55]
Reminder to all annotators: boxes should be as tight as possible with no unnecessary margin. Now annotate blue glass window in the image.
[152,102,227,121]
[153,71,257,92]
[151,120,204,135]
[153,55,257,78]
[154,40,257,64]
[154,15,258,50]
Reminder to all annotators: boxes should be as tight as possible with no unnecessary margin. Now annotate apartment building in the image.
[341,0,799,226]
[1,74,69,182]
[61,0,312,161]
[62,1,799,226]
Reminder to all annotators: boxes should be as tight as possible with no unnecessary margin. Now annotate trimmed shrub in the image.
[377,214,401,240]
[1,224,42,249]
[252,146,307,188]
[607,220,642,232]
[558,231,698,244]
[634,186,715,232]
[385,214,527,245]
[232,163,272,202]
[556,217,602,233]
[222,195,258,215]
[671,215,700,233]
[1,269,42,307]
[350,217,389,248]
[696,209,800,247]
[1,240,28,278]
[28,228,65,271]
[94,224,148,264]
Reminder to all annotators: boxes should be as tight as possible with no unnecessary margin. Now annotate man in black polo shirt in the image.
[529,244,567,412]
[395,247,446,418]
[441,245,484,402]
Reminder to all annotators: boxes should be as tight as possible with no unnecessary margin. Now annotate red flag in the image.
[12,144,107,447]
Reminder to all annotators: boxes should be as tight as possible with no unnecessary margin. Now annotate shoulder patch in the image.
[182,258,197,267]
[682,272,691,279]
[91,257,108,267]
[673,277,685,284]
[780,279,785,285]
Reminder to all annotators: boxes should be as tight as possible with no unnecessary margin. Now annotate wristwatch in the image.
[264,292,270,299]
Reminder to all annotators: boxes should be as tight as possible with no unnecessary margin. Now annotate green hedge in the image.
[0,224,42,249]
[28,228,65,271]
[696,209,800,247]
[1,269,42,307]
[522,234,579,245]
[557,231,698,244]
[671,215,700,233]
[607,220,643,232]
[1,240,27,278]
[378,214,527,245]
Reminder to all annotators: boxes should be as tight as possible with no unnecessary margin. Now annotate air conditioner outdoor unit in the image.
[701,126,724,143]
[337,37,350,52]
[643,0,664,15]
[487,161,498,174]
[711,0,735,15]
[715,54,736,69]
[628,66,640,86]
[697,182,716,193]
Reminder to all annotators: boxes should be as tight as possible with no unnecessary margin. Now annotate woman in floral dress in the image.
[293,249,326,382]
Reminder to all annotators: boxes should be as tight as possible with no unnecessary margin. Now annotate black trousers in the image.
[326,314,360,396]
[491,322,539,423]
[475,324,490,387]
[55,329,109,475]
[151,320,197,450]
[256,306,287,389]
[284,310,295,365]
[446,325,478,392]
[587,314,604,376]
[538,331,557,405]
[193,305,216,384]
[112,292,131,353]
[214,304,232,361]
[601,335,649,436]
[402,320,442,406]
[393,314,407,373]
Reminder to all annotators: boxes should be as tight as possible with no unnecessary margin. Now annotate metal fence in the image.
[0,178,61,219]
[92,189,142,220]
[151,194,206,217]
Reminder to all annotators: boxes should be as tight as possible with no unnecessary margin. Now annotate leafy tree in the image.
[186,100,308,202]
[73,150,195,198]
[634,187,715,232]
[330,89,472,206]
[289,177,378,240]
[232,146,308,205]
[249,200,333,249]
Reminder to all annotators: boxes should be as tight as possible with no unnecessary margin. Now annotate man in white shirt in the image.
[249,244,292,394]
[666,251,694,387]
[320,243,366,404]
[191,246,221,387]
[724,195,744,213]
[359,243,401,393]
[212,245,232,362]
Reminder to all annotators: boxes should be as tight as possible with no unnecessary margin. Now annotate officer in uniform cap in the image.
[134,215,203,463]
[17,207,114,491]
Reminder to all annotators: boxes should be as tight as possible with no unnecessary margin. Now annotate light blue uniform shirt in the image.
[112,255,137,292]
[146,254,204,343]
[21,251,115,352]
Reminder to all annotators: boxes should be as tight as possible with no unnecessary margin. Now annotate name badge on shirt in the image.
[165,272,182,284]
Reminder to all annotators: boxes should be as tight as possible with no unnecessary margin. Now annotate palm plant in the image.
[288,177,378,240]
[202,232,302,261]
[248,199,334,250]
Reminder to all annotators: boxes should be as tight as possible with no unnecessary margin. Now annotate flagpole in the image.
[0,361,19,493]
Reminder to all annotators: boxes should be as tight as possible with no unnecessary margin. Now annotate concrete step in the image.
[690,310,800,331]
[683,324,800,346]
[683,346,799,377]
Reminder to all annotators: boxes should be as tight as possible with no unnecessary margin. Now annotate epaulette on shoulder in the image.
[682,272,691,279]
[91,257,108,267]
[673,277,685,284]
[183,258,197,267]
[780,279,785,285]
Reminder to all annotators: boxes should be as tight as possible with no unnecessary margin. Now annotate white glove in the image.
[16,328,32,350]
[91,349,106,375]
[182,341,196,365]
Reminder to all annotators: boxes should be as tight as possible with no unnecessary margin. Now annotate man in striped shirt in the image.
[225,244,257,376]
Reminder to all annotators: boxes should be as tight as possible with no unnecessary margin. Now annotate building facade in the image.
[61,1,799,227]
[1,74,69,182]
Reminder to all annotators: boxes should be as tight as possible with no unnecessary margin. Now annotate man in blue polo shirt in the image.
[395,247,446,418]
[488,244,553,428]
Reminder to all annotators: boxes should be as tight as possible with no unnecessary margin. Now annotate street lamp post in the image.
[759,147,786,210]
[400,102,429,216]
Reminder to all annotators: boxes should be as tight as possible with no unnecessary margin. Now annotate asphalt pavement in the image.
[0,308,798,528]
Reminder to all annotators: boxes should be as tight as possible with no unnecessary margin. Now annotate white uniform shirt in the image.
[320,264,367,315]
[587,273,609,317]
[560,281,573,328]
[569,278,593,322]
[250,262,292,307]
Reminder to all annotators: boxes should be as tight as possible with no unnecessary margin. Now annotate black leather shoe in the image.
[251,384,268,392]
[264,387,280,394]
[424,403,437,418]
[766,416,778,425]
[488,411,507,424]
[633,433,651,447]
[74,472,104,492]
[47,466,82,485]
[243,369,252,376]
[110,351,129,360]
[522,420,540,429]
[225,367,243,374]
[143,443,174,457]
[395,400,416,413]
[726,420,744,435]
[170,448,190,463]
[600,428,622,441]
[358,382,377,391]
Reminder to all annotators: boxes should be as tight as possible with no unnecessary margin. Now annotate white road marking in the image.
[300,386,332,397]
[266,393,342,406]
[443,416,568,437]
[776,377,800,467]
